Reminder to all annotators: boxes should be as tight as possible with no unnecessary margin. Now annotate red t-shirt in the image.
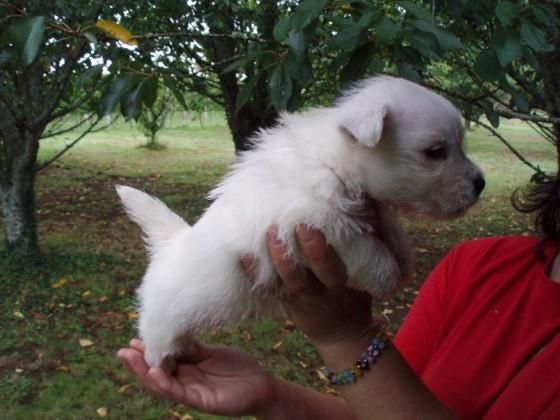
[395,236,560,419]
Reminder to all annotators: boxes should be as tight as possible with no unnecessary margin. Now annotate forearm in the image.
[257,378,355,420]
[317,328,457,420]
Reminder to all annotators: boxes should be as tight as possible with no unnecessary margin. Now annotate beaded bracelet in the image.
[320,329,389,385]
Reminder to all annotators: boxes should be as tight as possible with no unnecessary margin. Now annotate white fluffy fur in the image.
[116,76,484,367]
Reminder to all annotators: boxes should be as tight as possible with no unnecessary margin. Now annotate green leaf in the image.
[367,57,385,74]
[410,19,463,50]
[269,64,292,110]
[510,89,530,113]
[521,20,554,52]
[397,63,422,83]
[485,105,500,128]
[406,29,441,59]
[532,5,552,26]
[399,1,432,21]
[474,50,502,82]
[236,76,259,112]
[140,78,158,108]
[9,16,46,66]
[99,77,132,116]
[292,0,328,30]
[286,55,313,84]
[495,1,520,27]
[375,16,399,44]
[491,29,522,67]
[273,15,291,42]
[83,32,98,49]
[222,51,260,74]
[288,30,308,62]
[330,25,366,50]
[164,79,188,111]
[340,43,376,84]
[121,81,143,120]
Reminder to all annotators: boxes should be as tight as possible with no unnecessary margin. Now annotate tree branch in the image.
[471,117,545,175]
[41,113,97,139]
[35,116,107,172]
[133,31,266,44]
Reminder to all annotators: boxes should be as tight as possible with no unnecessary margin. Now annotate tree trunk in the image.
[202,0,279,153]
[0,123,41,260]
[1,173,40,260]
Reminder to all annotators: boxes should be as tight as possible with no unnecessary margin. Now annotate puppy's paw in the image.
[144,347,168,369]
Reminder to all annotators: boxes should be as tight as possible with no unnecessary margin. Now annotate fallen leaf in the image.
[271,341,283,352]
[127,311,138,320]
[298,360,307,369]
[79,339,94,348]
[96,407,108,417]
[13,311,24,319]
[382,308,393,315]
[52,278,67,288]
[82,290,91,297]
[168,410,194,420]
[98,296,108,302]
[15,368,23,373]
[118,384,133,393]
[324,386,339,395]
[316,368,327,381]
[56,365,70,372]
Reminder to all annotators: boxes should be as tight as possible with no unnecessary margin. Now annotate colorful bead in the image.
[320,327,388,386]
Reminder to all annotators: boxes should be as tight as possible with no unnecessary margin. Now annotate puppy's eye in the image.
[423,146,447,160]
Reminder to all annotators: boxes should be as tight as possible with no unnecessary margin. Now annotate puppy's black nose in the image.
[473,176,485,196]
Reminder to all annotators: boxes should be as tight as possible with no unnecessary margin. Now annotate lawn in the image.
[0,116,556,419]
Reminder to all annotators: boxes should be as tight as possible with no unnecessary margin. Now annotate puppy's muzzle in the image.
[473,176,485,196]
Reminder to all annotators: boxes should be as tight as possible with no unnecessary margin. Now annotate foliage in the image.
[0,1,126,258]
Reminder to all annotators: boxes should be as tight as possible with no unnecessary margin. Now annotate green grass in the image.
[0,118,556,419]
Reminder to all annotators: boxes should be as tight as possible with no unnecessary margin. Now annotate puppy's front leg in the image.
[337,234,403,296]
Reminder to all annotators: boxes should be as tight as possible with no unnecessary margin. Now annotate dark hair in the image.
[512,171,560,241]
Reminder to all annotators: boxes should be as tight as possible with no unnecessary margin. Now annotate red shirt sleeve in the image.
[394,246,457,375]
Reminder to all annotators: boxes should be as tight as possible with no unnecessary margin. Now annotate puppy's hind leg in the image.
[137,245,261,367]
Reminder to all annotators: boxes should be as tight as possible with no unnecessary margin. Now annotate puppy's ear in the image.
[339,106,388,147]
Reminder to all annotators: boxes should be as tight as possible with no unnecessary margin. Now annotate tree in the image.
[0,1,146,260]
[120,1,283,152]
[262,0,560,172]
[423,0,560,173]
[138,84,172,150]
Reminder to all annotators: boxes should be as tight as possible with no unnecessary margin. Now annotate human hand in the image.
[261,225,378,350]
[117,339,276,417]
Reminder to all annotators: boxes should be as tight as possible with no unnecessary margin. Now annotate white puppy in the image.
[116,76,484,367]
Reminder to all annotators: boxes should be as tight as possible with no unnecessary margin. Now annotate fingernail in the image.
[296,225,315,245]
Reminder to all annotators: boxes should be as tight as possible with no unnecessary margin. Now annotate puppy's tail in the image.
[116,185,189,251]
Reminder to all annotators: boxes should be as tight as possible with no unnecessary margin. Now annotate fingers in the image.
[117,345,200,407]
[129,338,145,353]
[266,227,324,298]
[117,347,160,394]
[295,225,348,290]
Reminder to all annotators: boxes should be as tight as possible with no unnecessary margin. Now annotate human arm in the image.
[266,225,457,419]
